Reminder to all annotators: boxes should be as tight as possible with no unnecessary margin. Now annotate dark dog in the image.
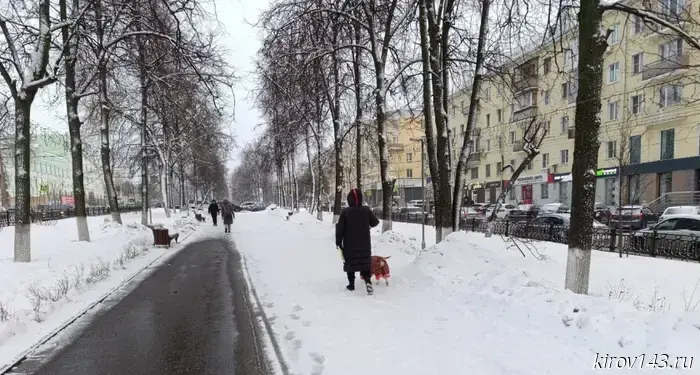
[371,255,391,286]
[168,233,180,246]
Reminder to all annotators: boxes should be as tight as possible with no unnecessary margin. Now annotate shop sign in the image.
[595,167,618,177]
[513,173,549,186]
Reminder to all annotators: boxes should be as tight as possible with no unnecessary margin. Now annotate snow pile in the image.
[0,209,201,368]
[234,210,700,374]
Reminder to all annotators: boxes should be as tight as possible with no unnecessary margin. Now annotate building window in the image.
[497,109,502,123]
[660,39,683,59]
[628,175,641,204]
[560,149,569,164]
[559,181,569,202]
[629,135,642,164]
[608,100,620,120]
[632,53,644,74]
[632,15,644,34]
[560,116,569,133]
[460,124,465,134]
[543,57,551,74]
[485,164,491,178]
[486,113,491,127]
[608,24,621,44]
[527,161,533,171]
[509,187,516,200]
[660,129,675,160]
[542,153,549,169]
[561,82,568,100]
[498,136,503,149]
[471,167,479,179]
[608,61,620,83]
[631,94,644,114]
[509,131,516,143]
[541,183,549,199]
[564,38,578,70]
[406,169,413,178]
[486,139,491,152]
[483,87,491,101]
[496,162,503,176]
[542,120,550,135]
[660,0,685,19]
[406,152,413,162]
[606,140,617,159]
[543,90,550,105]
[604,177,616,205]
[660,85,682,107]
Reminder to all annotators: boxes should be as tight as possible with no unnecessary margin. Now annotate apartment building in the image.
[358,111,427,207]
[450,4,700,207]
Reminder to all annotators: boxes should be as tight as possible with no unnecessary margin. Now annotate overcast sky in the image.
[31,0,268,172]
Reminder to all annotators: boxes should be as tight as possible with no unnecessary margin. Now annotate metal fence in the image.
[0,206,143,227]
[388,214,700,262]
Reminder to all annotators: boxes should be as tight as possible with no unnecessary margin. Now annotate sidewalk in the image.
[234,208,700,374]
[0,209,202,369]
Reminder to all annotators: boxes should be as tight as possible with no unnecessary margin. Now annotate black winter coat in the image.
[335,188,380,272]
[208,203,219,216]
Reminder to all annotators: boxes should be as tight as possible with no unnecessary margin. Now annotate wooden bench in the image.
[148,225,180,248]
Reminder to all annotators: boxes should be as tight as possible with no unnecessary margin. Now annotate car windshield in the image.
[614,206,642,214]
[664,207,696,215]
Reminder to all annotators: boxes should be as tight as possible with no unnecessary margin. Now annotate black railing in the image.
[385,214,700,262]
[0,206,143,227]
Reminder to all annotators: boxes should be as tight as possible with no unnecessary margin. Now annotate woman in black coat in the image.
[335,188,380,294]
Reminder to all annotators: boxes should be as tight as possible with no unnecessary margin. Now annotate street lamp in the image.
[410,137,426,250]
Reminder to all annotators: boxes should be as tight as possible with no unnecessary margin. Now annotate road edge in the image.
[0,224,203,375]
[240,252,290,375]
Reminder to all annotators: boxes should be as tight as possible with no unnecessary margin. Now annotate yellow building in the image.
[450,7,700,209]
[356,110,427,207]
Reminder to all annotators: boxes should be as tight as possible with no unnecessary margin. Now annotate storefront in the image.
[465,181,486,204]
[508,172,553,204]
[484,181,503,203]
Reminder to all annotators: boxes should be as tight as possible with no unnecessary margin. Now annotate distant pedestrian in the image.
[220,199,235,233]
[335,188,380,295]
[208,199,219,226]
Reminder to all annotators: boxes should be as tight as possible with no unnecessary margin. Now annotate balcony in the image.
[568,128,575,139]
[467,149,484,167]
[513,75,538,93]
[642,54,689,80]
[511,106,538,122]
[512,140,525,152]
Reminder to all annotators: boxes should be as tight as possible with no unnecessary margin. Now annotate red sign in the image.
[61,196,74,205]
[521,185,533,204]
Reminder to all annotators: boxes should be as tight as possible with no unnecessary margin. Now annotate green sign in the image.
[39,184,49,193]
[595,168,617,177]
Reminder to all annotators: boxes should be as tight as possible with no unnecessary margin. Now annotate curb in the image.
[240,254,290,375]
[0,224,202,374]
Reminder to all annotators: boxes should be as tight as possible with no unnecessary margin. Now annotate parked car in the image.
[609,205,658,230]
[399,206,431,221]
[511,213,605,243]
[507,205,540,222]
[486,203,516,219]
[659,205,700,222]
[593,202,612,225]
[539,202,571,214]
[631,214,700,253]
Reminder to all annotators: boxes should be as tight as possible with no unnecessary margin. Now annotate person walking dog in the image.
[220,199,235,233]
[335,188,379,295]
[208,199,220,226]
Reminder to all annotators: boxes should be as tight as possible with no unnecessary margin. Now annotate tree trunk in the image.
[565,0,607,295]
[453,0,490,234]
[374,71,392,232]
[160,165,170,218]
[315,121,323,221]
[305,124,316,215]
[95,0,121,224]
[61,0,89,242]
[353,15,363,190]
[179,161,186,214]
[14,98,33,262]
[291,150,299,212]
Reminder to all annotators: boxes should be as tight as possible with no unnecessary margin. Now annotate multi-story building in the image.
[0,129,107,207]
[358,110,428,207]
[450,7,700,208]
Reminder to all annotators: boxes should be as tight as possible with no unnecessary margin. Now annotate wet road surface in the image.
[16,238,272,375]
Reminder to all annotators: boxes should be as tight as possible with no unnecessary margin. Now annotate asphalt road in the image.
[23,238,273,375]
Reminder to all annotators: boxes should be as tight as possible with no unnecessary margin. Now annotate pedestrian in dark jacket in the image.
[220,199,235,233]
[208,200,220,226]
[335,188,380,294]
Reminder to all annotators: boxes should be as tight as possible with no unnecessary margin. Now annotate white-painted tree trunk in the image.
[160,167,171,218]
[14,101,31,262]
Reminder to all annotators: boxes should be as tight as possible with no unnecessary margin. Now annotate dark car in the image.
[507,205,540,222]
[609,205,658,230]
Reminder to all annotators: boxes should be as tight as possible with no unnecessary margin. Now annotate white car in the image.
[659,206,700,222]
[486,203,516,219]
[539,202,571,213]
[634,214,700,237]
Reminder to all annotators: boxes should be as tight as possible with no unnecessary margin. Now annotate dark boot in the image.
[346,272,355,291]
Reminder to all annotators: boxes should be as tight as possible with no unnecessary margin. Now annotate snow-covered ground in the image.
[235,208,700,374]
[0,209,202,370]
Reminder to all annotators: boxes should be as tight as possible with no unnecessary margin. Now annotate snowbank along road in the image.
[5,237,275,375]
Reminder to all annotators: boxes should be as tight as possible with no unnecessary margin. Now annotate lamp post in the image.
[411,137,426,249]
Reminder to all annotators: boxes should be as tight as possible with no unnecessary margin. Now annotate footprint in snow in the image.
[285,331,296,340]
[292,305,303,312]
[309,352,326,375]
[289,313,301,320]
[264,302,275,308]
[289,339,303,363]
[302,320,311,327]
